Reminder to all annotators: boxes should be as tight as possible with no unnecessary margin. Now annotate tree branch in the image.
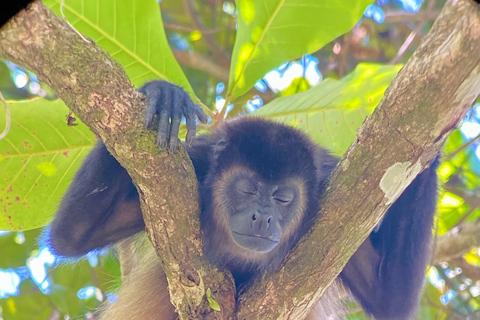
[183,0,230,67]
[237,0,480,318]
[2,0,480,319]
[434,220,480,263]
[449,257,480,281]
[173,50,229,82]
[384,9,441,23]
[0,2,235,319]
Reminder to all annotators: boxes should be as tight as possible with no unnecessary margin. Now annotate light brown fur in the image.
[99,237,176,320]
[100,234,350,320]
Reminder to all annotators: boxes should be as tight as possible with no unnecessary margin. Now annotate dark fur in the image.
[47,82,438,320]
[197,118,338,280]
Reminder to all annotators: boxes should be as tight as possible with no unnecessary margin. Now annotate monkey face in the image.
[198,118,327,274]
[211,166,307,254]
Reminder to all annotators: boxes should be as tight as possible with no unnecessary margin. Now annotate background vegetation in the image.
[0,0,479,319]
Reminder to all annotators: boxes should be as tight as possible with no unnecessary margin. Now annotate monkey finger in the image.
[167,89,183,153]
[157,110,170,149]
[185,115,196,146]
[194,104,208,123]
[184,97,208,124]
[169,116,182,153]
[168,137,179,154]
[143,87,161,129]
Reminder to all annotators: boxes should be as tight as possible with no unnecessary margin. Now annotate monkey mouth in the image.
[232,231,279,242]
[231,231,280,253]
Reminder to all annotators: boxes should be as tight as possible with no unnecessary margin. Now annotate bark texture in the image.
[0,2,235,319]
[236,0,480,318]
[1,0,480,319]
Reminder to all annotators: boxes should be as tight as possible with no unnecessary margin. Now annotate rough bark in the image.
[236,0,480,318]
[1,0,480,319]
[0,2,235,319]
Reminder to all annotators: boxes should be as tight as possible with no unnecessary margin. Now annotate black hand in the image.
[140,80,208,152]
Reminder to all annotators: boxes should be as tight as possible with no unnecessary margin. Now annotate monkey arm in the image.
[340,158,439,320]
[47,137,216,257]
[47,81,209,257]
[47,142,144,256]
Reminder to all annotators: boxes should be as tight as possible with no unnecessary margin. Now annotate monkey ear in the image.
[313,148,339,183]
[212,134,228,161]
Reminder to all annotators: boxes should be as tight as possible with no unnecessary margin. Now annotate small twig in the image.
[164,22,225,34]
[445,132,480,160]
[390,0,436,64]
[183,0,230,64]
[444,185,480,213]
[337,34,352,77]
[390,21,425,64]
[0,90,10,140]
[453,208,475,228]
[384,10,440,23]
[60,0,91,43]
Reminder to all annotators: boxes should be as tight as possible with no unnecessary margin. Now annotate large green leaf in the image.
[254,63,401,155]
[0,99,95,231]
[44,0,193,95]
[228,0,373,100]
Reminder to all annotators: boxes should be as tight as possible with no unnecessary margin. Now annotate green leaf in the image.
[206,288,221,312]
[254,63,401,155]
[0,229,41,268]
[228,0,373,100]
[43,0,194,95]
[0,287,52,320]
[0,99,96,231]
[419,282,448,320]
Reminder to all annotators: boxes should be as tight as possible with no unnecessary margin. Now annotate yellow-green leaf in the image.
[254,64,400,155]
[0,99,95,231]
[228,0,373,100]
[44,0,194,96]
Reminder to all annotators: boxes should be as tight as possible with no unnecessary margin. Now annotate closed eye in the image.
[238,189,256,195]
[273,189,294,204]
[274,196,292,204]
[236,178,256,195]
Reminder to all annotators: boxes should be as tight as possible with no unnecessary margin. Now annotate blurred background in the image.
[1,0,480,319]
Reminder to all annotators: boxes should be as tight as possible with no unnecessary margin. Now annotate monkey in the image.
[46,80,439,320]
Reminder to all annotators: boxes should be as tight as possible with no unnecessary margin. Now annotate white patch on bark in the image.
[454,66,480,105]
[380,161,422,205]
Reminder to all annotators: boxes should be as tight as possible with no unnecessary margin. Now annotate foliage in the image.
[0,99,95,231]
[44,0,193,95]
[228,0,372,99]
[1,0,480,319]
[254,63,400,154]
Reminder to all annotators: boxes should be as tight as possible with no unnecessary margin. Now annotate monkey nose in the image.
[251,213,275,229]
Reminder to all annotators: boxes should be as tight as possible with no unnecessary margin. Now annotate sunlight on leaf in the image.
[43,0,194,97]
[228,0,373,100]
[37,163,57,177]
[0,99,95,231]
[254,63,400,155]
[439,192,464,208]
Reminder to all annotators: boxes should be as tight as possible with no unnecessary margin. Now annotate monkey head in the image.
[198,118,336,276]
